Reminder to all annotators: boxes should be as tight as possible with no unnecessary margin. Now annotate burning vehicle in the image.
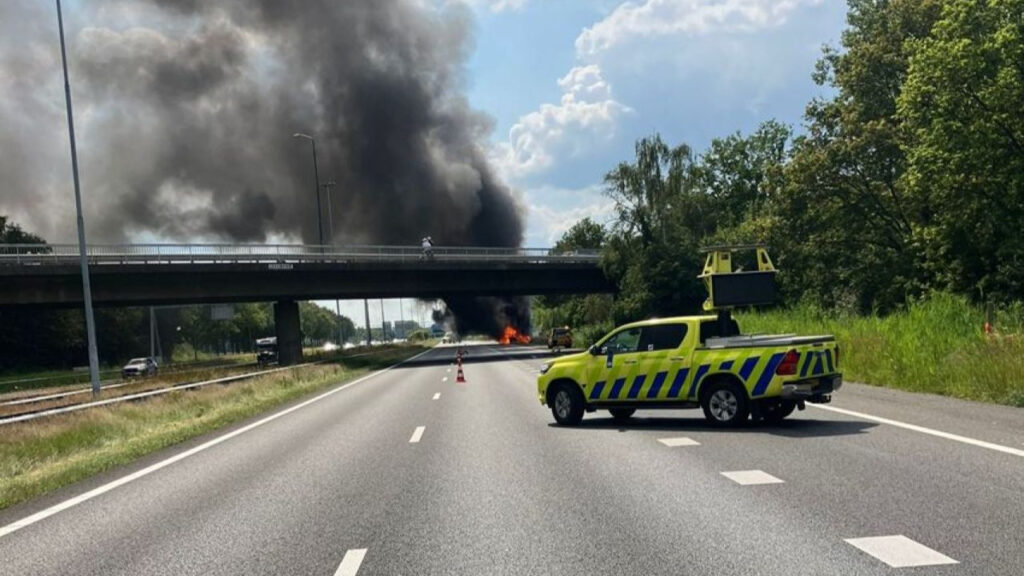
[499,325,532,345]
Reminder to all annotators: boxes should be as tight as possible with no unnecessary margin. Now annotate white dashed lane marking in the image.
[720,470,784,485]
[432,393,441,400]
[657,437,700,447]
[845,535,958,568]
[334,548,368,576]
[442,377,448,383]
[409,426,426,443]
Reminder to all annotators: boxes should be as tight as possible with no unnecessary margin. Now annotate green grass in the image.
[736,293,1024,407]
[0,346,425,510]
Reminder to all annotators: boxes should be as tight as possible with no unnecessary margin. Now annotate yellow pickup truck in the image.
[537,315,841,426]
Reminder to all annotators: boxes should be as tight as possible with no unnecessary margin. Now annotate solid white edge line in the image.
[0,348,435,540]
[409,426,426,443]
[334,548,368,576]
[809,403,1024,458]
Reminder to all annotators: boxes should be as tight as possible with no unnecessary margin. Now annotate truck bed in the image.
[700,334,835,350]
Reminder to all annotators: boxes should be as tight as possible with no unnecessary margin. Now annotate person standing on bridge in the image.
[421,236,434,260]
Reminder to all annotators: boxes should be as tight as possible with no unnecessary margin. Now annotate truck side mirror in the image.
[589,345,600,356]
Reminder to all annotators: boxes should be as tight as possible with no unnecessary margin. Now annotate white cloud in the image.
[576,0,823,55]
[457,0,529,13]
[492,65,630,178]
[523,184,615,246]
[557,64,613,101]
[489,0,529,11]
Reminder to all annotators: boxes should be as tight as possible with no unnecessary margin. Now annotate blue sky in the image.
[460,0,848,247]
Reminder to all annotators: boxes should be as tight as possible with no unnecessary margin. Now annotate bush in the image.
[737,293,1024,406]
[407,329,430,342]
[575,322,615,348]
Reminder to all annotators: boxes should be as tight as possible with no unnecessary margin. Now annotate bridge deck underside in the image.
[0,261,614,307]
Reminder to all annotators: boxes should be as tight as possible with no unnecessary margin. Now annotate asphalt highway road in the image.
[0,344,1021,575]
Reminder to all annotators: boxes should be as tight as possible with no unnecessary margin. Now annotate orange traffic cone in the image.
[456,365,466,383]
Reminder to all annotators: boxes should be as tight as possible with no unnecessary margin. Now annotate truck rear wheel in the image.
[550,383,585,426]
[700,380,749,427]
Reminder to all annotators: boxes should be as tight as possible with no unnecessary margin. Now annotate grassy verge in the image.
[736,294,1024,407]
[0,354,256,395]
[0,346,425,511]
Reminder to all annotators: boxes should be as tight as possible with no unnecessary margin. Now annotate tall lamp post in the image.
[292,133,324,247]
[56,0,101,396]
[320,180,343,346]
[321,181,336,241]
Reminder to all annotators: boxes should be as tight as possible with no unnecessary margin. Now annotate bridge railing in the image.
[0,243,601,266]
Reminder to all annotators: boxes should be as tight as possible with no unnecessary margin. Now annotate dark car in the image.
[122,357,158,379]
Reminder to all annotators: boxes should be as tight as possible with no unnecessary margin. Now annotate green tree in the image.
[535,218,614,333]
[0,215,45,244]
[298,302,355,344]
[553,217,606,253]
[602,135,706,320]
[777,0,942,312]
[899,0,1024,302]
[694,120,791,230]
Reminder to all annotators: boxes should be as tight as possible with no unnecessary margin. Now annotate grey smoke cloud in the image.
[1,0,523,247]
[0,0,530,334]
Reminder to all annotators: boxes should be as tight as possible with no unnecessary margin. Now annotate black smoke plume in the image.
[0,0,529,336]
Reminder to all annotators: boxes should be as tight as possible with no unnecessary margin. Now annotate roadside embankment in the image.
[0,346,425,510]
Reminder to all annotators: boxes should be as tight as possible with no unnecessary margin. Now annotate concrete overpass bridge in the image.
[0,243,614,363]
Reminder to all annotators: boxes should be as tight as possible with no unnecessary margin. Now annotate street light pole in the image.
[292,133,324,247]
[321,181,336,242]
[56,0,101,396]
[399,298,405,339]
[320,180,342,346]
[364,299,372,346]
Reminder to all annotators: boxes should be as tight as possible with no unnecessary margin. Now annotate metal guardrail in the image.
[0,244,601,266]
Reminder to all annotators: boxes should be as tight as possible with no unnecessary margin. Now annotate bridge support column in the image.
[274,300,303,366]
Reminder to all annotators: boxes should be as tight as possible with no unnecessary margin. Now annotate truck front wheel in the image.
[700,380,749,427]
[550,383,585,426]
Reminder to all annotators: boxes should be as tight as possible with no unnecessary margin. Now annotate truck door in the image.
[635,323,690,401]
[586,327,643,403]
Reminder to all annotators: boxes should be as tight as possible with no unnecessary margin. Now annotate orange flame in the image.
[498,325,532,345]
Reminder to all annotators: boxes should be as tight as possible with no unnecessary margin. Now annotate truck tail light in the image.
[776,349,800,376]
